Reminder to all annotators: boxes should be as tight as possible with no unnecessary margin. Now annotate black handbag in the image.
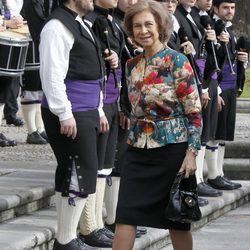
[165,172,202,223]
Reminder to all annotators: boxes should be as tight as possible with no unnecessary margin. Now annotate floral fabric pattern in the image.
[126,48,202,150]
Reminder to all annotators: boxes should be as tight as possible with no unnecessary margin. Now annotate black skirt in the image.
[116,142,197,231]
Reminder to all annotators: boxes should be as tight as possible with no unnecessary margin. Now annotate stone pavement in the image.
[0,100,249,250]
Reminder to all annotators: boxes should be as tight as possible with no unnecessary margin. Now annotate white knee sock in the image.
[206,141,219,180]
[35,103,45,133]
[217,142,226,176]
[79,193,98,235]
[195,146,206,184]
[21,104,37,134]
[95,177,106,229]
[0,103,4,125]
[55,192,86,245]
[104,176,120,225]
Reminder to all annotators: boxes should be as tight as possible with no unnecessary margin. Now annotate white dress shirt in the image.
[40,17,104,121]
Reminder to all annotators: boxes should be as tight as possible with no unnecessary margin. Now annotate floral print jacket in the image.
[126,47,202,151]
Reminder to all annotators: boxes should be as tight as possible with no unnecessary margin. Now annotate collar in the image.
[213,14,232,28]
[94,5,110,17]
[113,8,124,20]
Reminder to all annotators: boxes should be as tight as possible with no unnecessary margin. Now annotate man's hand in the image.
[237,51,248,63]
[202,91,211,109]
[217,31,229,43]
[100,115,109,133]
[119,112,130,130]
[60,117,77,139]
[104,49,118,69]
[218,95,225,112]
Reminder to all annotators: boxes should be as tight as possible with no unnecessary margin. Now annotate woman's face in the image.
[132,10,160,50]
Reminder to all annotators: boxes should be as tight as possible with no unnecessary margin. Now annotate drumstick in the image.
[104,28,118,88]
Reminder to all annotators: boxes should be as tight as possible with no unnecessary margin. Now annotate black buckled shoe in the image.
[40,131,49,142]
[26,131,47,144]
[53,238,101,250]
[197,182,223,197]
[79,229,113,248]
[207,176,236,190]
[198,197,209,207]
[6,117,24,126]
[221,176,242,189]
[104,222,115,233]
[97,228,114,239]
[0,133,17,146]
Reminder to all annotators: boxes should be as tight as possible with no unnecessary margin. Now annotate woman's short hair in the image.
[124,0,173,44]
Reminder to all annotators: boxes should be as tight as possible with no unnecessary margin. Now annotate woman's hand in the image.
[179,150,197,178]
[60,117,77,139]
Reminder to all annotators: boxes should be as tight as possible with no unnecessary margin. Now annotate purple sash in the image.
[196,59,217,80]
[219,63,237,91]
[42,78,103,112]
[104,68,122,104]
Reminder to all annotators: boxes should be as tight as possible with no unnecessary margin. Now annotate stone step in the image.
[225,141,250,159]
[224,158,250,180]
[1,181,249,250]
[236,98,250,113]
[0,161,55,223]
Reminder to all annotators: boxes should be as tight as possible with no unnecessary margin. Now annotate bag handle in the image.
[171,171,185,192]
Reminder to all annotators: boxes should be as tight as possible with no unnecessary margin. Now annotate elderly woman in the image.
[112,1,202,250]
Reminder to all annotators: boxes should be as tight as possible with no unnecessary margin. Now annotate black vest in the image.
[46,5,104,80]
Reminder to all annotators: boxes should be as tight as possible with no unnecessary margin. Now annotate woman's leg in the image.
[169,229,193,250]
[112,224,136,250]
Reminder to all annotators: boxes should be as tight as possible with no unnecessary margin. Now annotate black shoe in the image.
[0,133,17,146]
[104,222,141,238]
[207,176,236,190]
[97,228,114,239]
[0,138,8,147]
[26,131,47,144]
[6,117,24,126]
[53,238,101,250]
[40,130,49,142]
[79,229,113,248]
[198,197,209,207]
[137,226,147,235]
[221,176,242,189]
[197,182,223,197]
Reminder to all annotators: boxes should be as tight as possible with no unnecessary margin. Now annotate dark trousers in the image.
[3,77,20,120]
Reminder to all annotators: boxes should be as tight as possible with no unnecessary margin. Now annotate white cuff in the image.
[202,88,209,93]
[217,86,222,95]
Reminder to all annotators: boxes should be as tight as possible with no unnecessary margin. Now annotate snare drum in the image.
[0,30,29,77]
[25,39,40,71]
[11,25,40,71]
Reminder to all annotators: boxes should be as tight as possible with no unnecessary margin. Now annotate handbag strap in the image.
[170,172,185,192]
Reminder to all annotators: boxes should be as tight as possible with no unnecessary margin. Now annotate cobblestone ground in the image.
[0,113,249,162]
[0,121,54,162]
